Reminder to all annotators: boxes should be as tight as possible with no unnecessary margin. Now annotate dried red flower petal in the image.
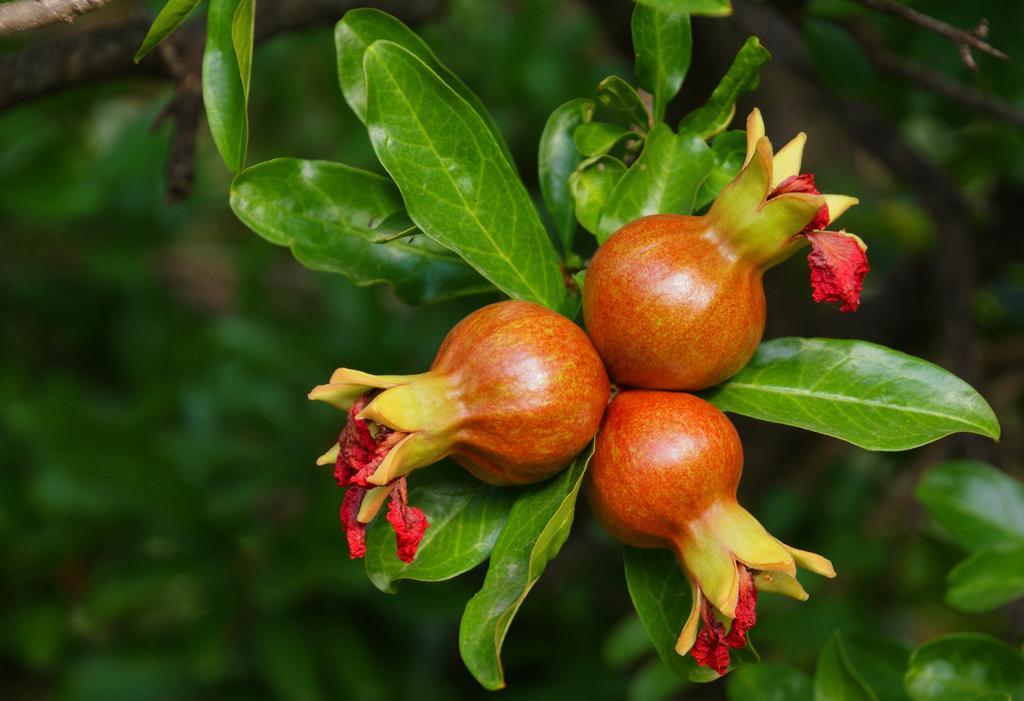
[724,567,758,648]
[386,477,429,564]
[769,173,830,233]
[335,392,406,488]
[691,598,732,675]
[806,231,870,312]
[339,487,368,559]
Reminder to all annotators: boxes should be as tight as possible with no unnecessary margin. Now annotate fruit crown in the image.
[707,108,870,312]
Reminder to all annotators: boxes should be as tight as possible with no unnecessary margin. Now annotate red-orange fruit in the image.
[587,390,834,674]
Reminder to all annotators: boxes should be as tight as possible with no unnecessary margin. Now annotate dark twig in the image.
[0,0,111,37]
[852,0,1008,69]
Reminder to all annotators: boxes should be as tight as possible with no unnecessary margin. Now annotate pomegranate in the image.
[309,300,610,563]
[583,108,869,390]
[587,390,835,675]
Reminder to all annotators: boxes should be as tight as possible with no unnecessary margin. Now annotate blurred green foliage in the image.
[1,0,1023,699]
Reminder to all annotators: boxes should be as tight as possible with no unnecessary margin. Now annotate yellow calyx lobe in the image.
[674,498,835,675]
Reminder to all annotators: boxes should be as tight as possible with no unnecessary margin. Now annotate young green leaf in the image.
[694,130,746,211]
[702,338,1001,451]
[335,8,514,168]
[539,98,595,254]
[596,76,652,130]
[203,0,248,172]
[573,122,637,157]
[597,123,714,240]
[915,461,1024,552]
[679,37,770,138]
[816,633,879,701]
[459,446,592,690]
[726,663,814,701]
[945,546,1024,613]
[231,0,255,107]
[364,41,569,313]
[632,3,692,122]
[635,0,732,16]
[569,155,627,236]
[904,634,1024,701]
[364,463,516,594]
[229,158,491,304]
[622,546,721,683]
[134,0,204,62]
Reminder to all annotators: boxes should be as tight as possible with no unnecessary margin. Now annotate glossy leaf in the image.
[635,0,732,16]
[622,546,720,683]
[703,338,1000,451]
[202,0,248,172]
[842,633,912,701]
[915,461,1024,552]
[459,447,592,690]
[569,156,626,236]
[229,158,490,304]
[334,8,514,167]
[596,76,651,130]
[231,0,255,107]
[694,129,746,211]
[726,663,813,701]
[597,123,713,240]
[134,0,203,62]
[945,546,1024,613]
[632,3,692,121]
[815,632,879,701]
[539,98,594,253]
[904,634,1024,701]
[573,122,636,157]
[364,41,568,312]
[679,37,770,138]
[364,463,516,594]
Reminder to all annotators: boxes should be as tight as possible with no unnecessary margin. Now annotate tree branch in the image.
[0,0,112,37]
[852,0,1008,69]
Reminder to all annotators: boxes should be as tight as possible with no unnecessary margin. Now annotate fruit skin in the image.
[582,214,766,391]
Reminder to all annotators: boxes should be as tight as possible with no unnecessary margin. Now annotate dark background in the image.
[1,0,1022,698]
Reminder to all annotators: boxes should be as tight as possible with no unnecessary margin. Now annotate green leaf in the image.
[134,0,204,62]
[635,0,732,16]
[945,546,1024,613]
[904,634,1024,701]
[694,129,746,211]
[842,633,912,701]
[622,546,719,683]
[231,0,255,107]
[364,41,569,313]
[202,0,248,172]
[539,98,595,253]
[459,446,592,690]
[915,461,1024,552]
[703,338,1001,451]
[679,37,770,138]
[727,663,814,701]
[573,122,637,157]
[597,76,652,130]
[815,632,879,701]
[632,3,692,122]
[229,158,491,304]
[334,8,514,168]
[569,156,627,236]
[364,463,516,594]
[597,123,714,241]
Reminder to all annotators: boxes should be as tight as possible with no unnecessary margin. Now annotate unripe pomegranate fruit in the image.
[583,109,869,390]
[587,390,835,675]
[310,300,610,563]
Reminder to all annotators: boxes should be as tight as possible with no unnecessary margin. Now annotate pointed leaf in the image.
[229,158,490,304]
[815,632,879,701]
[945,546,1024,613]
[635,0,732,16]
[597,123,714,241]
[134,0,204,62]
[574,122,636,157]
[679,37,769,138]
[203,0,248,172]
[569,156,627,236]
[632,3,692,121]
[335,8,514,167]
[694,129,746,211]
[539,98,594,253]
[703,338,1001,451]
[597,76,652,130]
[364,41,568,313]
[231,0,255,106]
[364,463,516,594]
[904,634,1024,701]
[459,446,592,690]
[915,461,1024,552]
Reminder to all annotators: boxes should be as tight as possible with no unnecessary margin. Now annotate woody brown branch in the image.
[0,0,111,37]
